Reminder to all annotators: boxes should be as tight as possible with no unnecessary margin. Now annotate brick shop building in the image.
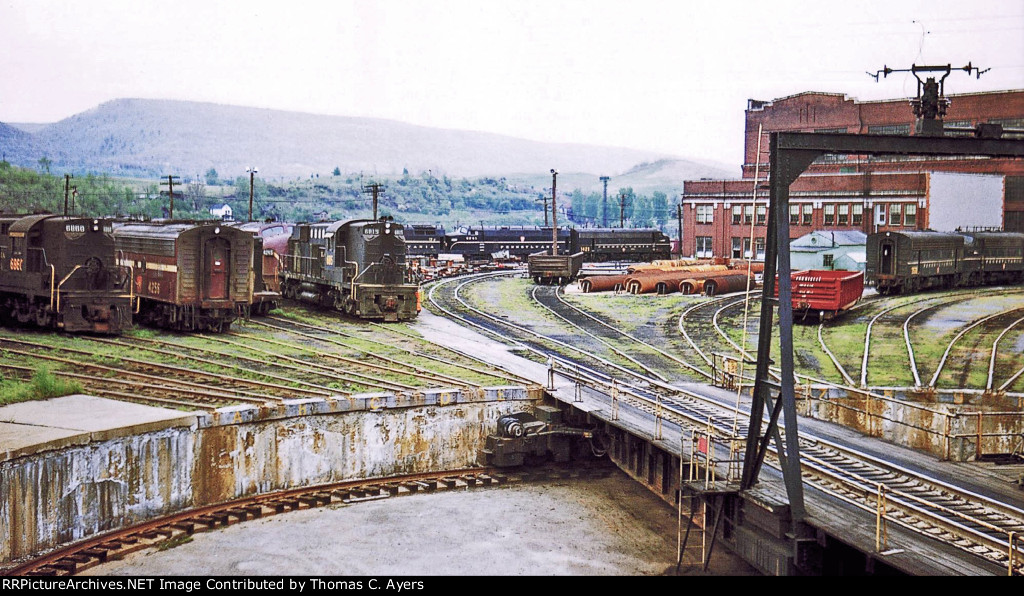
[679,89,1024,259]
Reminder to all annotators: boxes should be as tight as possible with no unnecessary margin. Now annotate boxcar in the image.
[113,221,254,331]
[0,214,132,334]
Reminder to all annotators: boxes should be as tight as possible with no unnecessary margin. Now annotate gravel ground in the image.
[82,469,759,577]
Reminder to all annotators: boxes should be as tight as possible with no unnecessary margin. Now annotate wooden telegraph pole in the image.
[362,182,384,219]
[161,175,181,219]
[63,174,73,216]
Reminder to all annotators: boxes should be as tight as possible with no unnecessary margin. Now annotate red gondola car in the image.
[774,269,864,320]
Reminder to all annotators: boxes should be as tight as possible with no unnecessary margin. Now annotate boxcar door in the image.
[205,237,230,300]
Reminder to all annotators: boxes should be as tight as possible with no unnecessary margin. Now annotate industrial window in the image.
[744,238,752,259]
[868,124,912,135]
[824,204,835,226]
[743,205,753,225]
[823,254,834,269]
[696,205,714,224]
[756,205,767,225]
[696,236,713,258]
[732,205,742,225]
[731,237,742,259]
[790,204,800,225]
[852,204,863,226]
[838,204,849,226]
[890,203,903,226]
[802,205,813,226]
[754,237,765,260]
[904,204,917,227]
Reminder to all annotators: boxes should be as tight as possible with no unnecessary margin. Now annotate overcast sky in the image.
[2,0,1022,167]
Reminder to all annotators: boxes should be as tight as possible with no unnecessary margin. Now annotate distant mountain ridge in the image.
[1,98,732,186]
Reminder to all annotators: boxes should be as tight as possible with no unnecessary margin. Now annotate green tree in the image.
[204,168,219,185]
[333,167,341,176]
[37,156,51,174]
[651,191,668,228]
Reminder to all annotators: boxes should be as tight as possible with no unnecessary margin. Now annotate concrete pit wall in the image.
[0,387,537,566]
[797,386,1024,461]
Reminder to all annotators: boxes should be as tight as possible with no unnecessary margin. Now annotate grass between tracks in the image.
[0,367,83,406]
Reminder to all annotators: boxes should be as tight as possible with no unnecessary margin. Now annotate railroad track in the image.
[2,463,615,577]
[0,311,522,412]
[427,272,1024,575]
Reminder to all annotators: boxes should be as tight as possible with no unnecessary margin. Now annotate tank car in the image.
[279,217,419,322]
[113,221,255,331]
[0,214,132,334]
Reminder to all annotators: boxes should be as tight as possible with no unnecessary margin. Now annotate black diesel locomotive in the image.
[409,224,671,263]
[280,217,420,322]
[113,221,255,332]
[867,230,1024,294]
[0,214,132,334]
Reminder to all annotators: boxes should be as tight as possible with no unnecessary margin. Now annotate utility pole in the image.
[599,176,610,227]
[160,175,181,219]
[71,186,77,217]
[537,195,549,226]
[550,169,558,255]
[677,202,683,258]
[246,167,258,222]
[362,182,384,219]
[63,174,72,216]
[619,193,629,228]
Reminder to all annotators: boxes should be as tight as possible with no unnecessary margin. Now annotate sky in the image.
[2,0,1022,168]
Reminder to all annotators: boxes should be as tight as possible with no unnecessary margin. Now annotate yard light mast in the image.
[550,169,558,255]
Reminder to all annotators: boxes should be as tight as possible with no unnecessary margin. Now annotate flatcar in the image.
[403,223,446,258]
[279,216,419,322]
[443,226,574,262]
[0,214,132,334]
[866,230,1024,295]
[113,221,255,331]
[575,228,671,262]
[236,222,292,314]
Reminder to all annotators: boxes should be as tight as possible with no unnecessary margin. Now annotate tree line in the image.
[2,161,676,232]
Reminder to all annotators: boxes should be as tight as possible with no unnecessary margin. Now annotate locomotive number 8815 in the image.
[280,217,420,322]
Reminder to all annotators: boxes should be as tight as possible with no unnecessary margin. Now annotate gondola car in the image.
[113,220,254,331]
[0,213,132,334]
[866,230,1024,295]
[279,217,419,322]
